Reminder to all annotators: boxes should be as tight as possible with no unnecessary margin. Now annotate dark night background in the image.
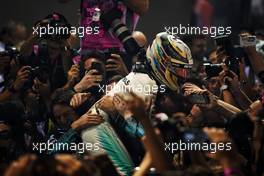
[0,0,191,41]
[0,0,262,41]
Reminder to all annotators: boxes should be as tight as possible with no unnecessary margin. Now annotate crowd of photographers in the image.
[0,1,264,176]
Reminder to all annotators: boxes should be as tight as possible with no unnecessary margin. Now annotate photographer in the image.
[72,52,106,105]
[59,0,149,72]
[203,35,254,110]
[0,66,31,102]
[20,13,74,90]
[71,50,129,96]
[0,22,28,102]
[1,67,52,148]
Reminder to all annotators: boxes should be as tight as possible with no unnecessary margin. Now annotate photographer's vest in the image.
[80,0,139,52]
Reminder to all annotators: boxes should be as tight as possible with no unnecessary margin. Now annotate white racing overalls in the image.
[81,72,157,176]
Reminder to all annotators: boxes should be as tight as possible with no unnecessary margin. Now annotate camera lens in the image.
[101,9,140,56]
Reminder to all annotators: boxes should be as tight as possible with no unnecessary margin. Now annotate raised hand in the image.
[67,64,80,83]
[182,82,207,96]
[182,83,218,109]
[97,95,116,115]
[12,66,31,91]
[113,92,148,120]
[71,113,104,131]
[74,69,102,93]
[70,92,91,108]
[106,54,129,76]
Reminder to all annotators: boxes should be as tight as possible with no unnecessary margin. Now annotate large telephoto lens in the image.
[101,9,140,56]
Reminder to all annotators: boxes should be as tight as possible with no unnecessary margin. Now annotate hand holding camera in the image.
[12,66,31,92]
[106,54,129,76]
[219,70,240,93]
[74,69,103,93]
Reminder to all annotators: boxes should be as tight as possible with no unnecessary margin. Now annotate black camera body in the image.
[203,63,223,78]
[205,35,240,78]
[22,66,49,90]
[22,67,41,90]
[204,56,240,78]
[29,66,41,80]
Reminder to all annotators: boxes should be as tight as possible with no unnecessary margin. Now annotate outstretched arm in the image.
[113,92,172,172]
[182,83,242,117]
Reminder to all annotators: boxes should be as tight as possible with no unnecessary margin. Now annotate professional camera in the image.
[29,67,41,80]
[100,8,148,73]
[203,63,223,78]
[100,8,141,56]
[203,57,240,78]
[23,66,50,90]
[204,35,240,78]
